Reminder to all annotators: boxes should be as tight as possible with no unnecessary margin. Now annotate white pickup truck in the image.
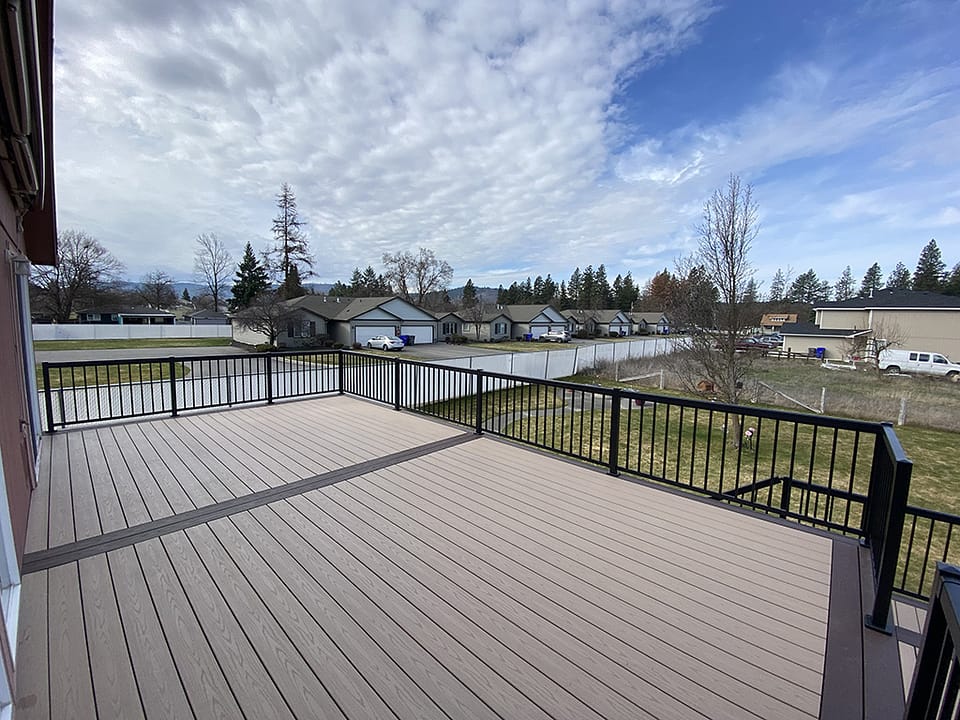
[878,349,960,378]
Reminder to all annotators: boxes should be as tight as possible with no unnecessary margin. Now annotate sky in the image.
[53,0,960,292]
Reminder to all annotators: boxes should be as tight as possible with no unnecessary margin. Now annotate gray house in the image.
[76,307,176,325]
[186,309,230,325]
[631,311,671,335]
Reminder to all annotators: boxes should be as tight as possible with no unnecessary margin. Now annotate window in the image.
[909,353,918,361]
[494,322,507,335]
[918,353,930,362]
[934,355,947,364]
[287,319,317,338]
[442,321,458,335]
[87,312,100,322]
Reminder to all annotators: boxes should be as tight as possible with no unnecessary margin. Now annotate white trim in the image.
[0,444,20,712]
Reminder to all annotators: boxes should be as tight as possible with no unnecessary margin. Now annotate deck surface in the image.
[17,396,845,719]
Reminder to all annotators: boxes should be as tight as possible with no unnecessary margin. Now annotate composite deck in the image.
[14,396,908,719]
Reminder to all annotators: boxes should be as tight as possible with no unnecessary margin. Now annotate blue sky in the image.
[53,0,959,293]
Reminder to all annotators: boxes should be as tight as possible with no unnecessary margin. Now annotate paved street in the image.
[33,345,248,364]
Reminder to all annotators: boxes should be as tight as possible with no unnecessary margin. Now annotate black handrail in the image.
[905,563,960,719]
[39,348,923,622]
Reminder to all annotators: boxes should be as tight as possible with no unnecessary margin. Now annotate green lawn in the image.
[462,340,554,353]
[37,361,188,389]
[35,337,233,351]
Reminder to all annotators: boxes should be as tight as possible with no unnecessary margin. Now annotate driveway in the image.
[34,345,249,364]
[403,342,506,360]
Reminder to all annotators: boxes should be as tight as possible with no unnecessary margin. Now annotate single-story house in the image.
[593,309,632,337]
[759,313,799,333]
[186,309,230,325]
[233,295,439,348]
[813,289,960,360]
[561,309,597,336]
[631,312,671,335]
[469,310,513,342]
[780,322,873,360]
[76,307,176,325]
[501,304,567,340]
[435,311,467,340]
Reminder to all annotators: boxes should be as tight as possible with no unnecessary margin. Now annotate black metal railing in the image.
[41,350,927,628]
[898,506,960,600]
[904,563,960,719]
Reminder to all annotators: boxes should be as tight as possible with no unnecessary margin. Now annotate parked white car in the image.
[878,349,960,378]
[366,335,405,351]
[539,330,571,343]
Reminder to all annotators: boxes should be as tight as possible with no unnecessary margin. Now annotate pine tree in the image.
[580,266,597,309]
[595,264,612,308]
[461,279,477,308]
[858,263,883,297]
[271,183,312,298]
[944,263,960,296]
[742,278,759,303]
[914,239,946,291]
[229,242,270,311]
[886,262,912,290]
[833,266,855,301]
[181,288,191,302]
[541,274,557,304]
[568,268,582,307]
[616,272,639,312]
[768,268,786,303]
[788,269,831,304]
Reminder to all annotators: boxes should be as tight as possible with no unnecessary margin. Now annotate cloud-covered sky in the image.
[54,0,960,290]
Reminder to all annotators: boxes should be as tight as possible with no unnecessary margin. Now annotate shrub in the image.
[254,343,276,352]
[332,342,344,349]
[352,342,362,350]
[451,334,468,345]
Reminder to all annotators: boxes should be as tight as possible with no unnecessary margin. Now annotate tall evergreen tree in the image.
[595,264,612,307]
[944,263,960,296]
[461,279,477,308]
[580,266,597,309]
[768,268,787,303]
[567,268,582,307]
[788,269,831,304]
[741,277,759,303]
[229,242,270,311]
[886,262,913,290]
[541,274,557,304]
[615,272,639,312]
[914,239,946,291]
[858,263,883,297]
[833,266,855,301]
[348,267,364,295]
[181,288,191,302]
[271,183,312,298]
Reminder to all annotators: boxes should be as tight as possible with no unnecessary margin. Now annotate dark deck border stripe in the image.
[23,432,478,574]
[819,539,864,720]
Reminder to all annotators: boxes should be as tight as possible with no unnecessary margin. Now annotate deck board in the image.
[17,395,889,720]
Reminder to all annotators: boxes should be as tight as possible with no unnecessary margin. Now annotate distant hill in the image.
[447,285,498,303]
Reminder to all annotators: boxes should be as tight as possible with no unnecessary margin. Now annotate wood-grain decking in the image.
[14,396,893,719]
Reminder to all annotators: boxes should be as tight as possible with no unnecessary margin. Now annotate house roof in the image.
[187,309,228,320]
[501,304,557,323]
[593,309,630,324]
[815,289,960,311]
[760,313,799,325]
[631,311,669,324]
[780,322,869,338]
[78,306,175,317]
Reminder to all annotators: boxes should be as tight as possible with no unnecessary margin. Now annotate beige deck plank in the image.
[106,425,174,522]
[66,432,100,542]
[120,425,194,514]
[94,427,151,527]
[452,439,834,569]
[14,571,49,720]
[230,509,484,720]
[136,423,219,509]
[381,454,829,638]
[176,413,287,489]
[282,494,611,720]
[25,434,53,553]
[899,641,918,700]
[421,447,831,603]
[47,563,96,720]
[334,478,822,718]
[44,434,72,549]
[185,523,351,719]
[78,554,145,720]
[148,421,242,502]
[258,502,554,720]
[108,546,194,720]
[81,430,127,534]
[135,538,243,720]
[158,531,297,720]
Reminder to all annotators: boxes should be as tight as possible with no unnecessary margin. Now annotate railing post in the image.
[265,353,274,404]
[393,358,401,411]
[905,563,960,718]
[474,369,484,435]
[168,357,178,417]
[41,362,55,433]
[338,350,345,395]
[866,425,913,633]
[778,476,793,518]
[608,389,621,476]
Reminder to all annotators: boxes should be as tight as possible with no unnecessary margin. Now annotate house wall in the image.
[476,316,511,341]
[872,309,960,359]
[329,322,353,346]
[381,298,436,321]
[817,309,869,329]
[781,335,850,360]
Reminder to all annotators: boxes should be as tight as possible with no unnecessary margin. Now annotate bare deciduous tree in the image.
[464,300,487,341]
[672,175,759,443]
[382,248,453,305]
[137,270,177,309]
[232,290,296,347]
[194,233,232,312]
[30,229,124,321]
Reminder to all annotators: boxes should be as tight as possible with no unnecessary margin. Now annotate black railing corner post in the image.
[608,389,622,476]
[337,350,345,395]
[41,362,55,433]
[474,369,484,435]
[778,476,793,519]
[393,357,402,411]
[265,353,274,404]
[168,357,178,417]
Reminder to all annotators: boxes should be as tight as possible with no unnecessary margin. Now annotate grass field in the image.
[35,338,233,351]
[37,361,189,389]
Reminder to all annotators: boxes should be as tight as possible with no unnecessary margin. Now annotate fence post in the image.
[337,351,345,395]
[779,476,793,518]
[393,358,402,411]
[898,398,907,426]
[42,363,55,433]
[265,354,274,404]
[168,357,178,417]
[474,369,484,435]
[608,389,621,476]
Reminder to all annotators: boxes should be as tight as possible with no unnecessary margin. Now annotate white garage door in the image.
[399,325,434,344]
[355,325,397,345]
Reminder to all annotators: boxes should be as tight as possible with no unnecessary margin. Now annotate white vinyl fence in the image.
[33,324,233,340]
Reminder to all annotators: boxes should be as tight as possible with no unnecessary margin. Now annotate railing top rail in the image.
[877,422,912,464]
[40,348,342,368]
